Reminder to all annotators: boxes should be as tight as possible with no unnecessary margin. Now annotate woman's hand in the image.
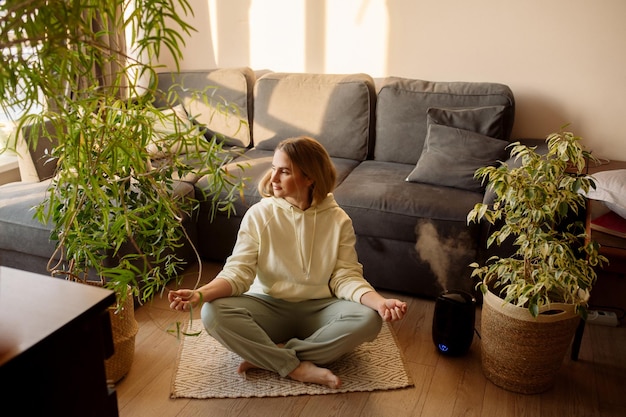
[168,289,201,312]
[168,278,233,312]
[378,298,407,322]
[360,291,407,322]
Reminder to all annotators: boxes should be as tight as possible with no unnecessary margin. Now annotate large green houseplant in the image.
[1,0,244,302]
[467,127,607,393]
[1,1,245,381]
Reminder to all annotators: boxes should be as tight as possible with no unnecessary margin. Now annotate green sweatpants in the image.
[201,294,383,377]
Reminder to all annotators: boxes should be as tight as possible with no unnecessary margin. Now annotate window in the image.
[0,5,42,171]
[0,113,17,169]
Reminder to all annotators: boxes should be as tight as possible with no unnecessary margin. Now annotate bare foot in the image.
[237,360,260,376]
[288,361,341,389]
[237,344,285,377]
[237,343,285,375]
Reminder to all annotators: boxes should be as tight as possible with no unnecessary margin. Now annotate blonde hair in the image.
[258,136,337,206]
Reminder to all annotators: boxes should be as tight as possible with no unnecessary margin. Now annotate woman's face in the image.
[270,149,313,210]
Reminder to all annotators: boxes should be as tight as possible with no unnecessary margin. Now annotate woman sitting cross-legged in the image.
[169,135,407,389]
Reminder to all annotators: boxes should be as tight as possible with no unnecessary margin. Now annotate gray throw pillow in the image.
[427,106,508,139]
[406,123,508,192]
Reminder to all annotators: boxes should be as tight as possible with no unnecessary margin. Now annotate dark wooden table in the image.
[0,267,118,416]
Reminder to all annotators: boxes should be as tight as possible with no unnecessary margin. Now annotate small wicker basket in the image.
[105,288,139,384]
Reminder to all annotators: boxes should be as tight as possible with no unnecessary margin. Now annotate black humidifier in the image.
[432,290,476,356]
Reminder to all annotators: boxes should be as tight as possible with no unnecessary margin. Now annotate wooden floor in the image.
[115,262,626,417]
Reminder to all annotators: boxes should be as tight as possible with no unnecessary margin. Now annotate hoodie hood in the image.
[271,193,339,213]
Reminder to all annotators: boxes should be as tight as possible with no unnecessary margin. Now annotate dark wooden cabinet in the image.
[0,267,118,417]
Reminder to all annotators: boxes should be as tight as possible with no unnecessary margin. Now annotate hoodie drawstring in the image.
[291,206,317,279]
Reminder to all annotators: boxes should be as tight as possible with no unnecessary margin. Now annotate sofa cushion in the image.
[195,148,361,216]
[155,68,255,148]
[334,160,484,242]
[426,106,508,139]
[375,77,515,165]
[146,104,202,158]
[252,72,375,161]
[0,180,56,259]
[406,123,509,192]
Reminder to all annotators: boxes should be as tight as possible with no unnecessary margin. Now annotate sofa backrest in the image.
[252,72,376,161]
[155,68,256,148]
[374,77,515,165]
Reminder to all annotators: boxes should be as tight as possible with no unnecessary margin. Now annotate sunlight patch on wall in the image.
[209,0,219,60]
[247,0,387,75]
[249,0,306,71]
[325,0,388,76]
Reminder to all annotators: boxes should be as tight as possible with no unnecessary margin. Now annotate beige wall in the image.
[161,0,626,161]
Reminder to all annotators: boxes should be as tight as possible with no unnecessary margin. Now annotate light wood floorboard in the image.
[115,262,626,417]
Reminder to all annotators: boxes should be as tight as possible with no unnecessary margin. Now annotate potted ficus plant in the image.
[1,1,245,382]
[467,126,607,394]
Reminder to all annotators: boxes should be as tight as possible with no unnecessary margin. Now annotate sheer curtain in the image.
[69,3,128,103]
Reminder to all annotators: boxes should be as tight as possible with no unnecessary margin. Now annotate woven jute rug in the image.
[170,320,413,399]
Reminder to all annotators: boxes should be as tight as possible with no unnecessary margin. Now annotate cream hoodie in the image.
[217,194,375,303]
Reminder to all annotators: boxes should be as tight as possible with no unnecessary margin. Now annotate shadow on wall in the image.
[512,91,570,141]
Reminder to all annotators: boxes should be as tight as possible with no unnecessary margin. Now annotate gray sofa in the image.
[0,67,515,299]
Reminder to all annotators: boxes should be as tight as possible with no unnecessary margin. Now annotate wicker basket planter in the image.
[105,288,139,384]
[480,289,580,394]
